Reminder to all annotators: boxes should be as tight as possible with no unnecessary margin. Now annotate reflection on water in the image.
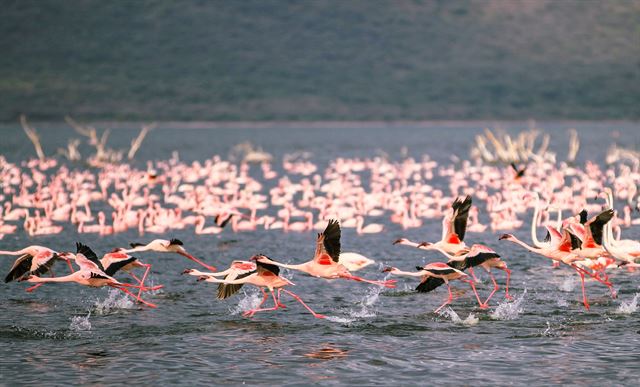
[304,344,349,361]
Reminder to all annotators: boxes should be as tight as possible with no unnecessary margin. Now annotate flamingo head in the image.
[182,269,194,275]
[417,241,432,248]
[392,238,407,245]
[196,276,209,282]
[498,234,514,241]
[381,266,397,273]
[57,251,75,260]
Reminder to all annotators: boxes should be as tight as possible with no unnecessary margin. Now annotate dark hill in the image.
[1,0,638,121]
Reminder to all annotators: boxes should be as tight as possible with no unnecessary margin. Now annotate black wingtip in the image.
[169,238,184,246]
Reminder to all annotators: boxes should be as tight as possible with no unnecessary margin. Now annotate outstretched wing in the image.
[76,242,106,272]
[314,219,341,264]
[588,209,614,246]
[452,196,472,241]
[104,257,138,276]
[416,277,445,293]
[216,270,256,300]
[4,254,33,283]
[255,259,280,276]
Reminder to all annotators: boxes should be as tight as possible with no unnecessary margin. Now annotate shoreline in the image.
[0,119,638,130]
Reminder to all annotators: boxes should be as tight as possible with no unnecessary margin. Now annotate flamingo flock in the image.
[1,141,640,318]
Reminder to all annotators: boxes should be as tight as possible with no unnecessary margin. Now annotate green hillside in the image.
[0,0,638,121]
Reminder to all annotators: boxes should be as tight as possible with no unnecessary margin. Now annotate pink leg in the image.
[25,283,45,292]
[468,267,480,283]
[482,272,500,307]
[340,274,396,288]
[434,283,453,314]
[243,289,280,317]
[501,268,513,300]
[136,264,152,299]
[280,288,325,319]
[276,288,286,308]
[110,285,157,308]
[462,278,485,308]
[575,270,590,311]
[65,259,75,273]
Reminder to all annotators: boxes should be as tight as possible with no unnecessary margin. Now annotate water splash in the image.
[615,293,639,315]
[231,290,263,315]
[559,277,576,292]
[490,289,526,320]
[69,312,92,332]
[325,315,356,325]
[94,289,135,315]
[438,307,479,326]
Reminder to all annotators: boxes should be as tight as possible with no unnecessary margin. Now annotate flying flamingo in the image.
[382,262,474,313]
[499,231,614,310]
[124,238,216,271]
[1,245,75,292]
[394,196,472,255]
[418,242,513,307]
[183,260,256,300]
[254,220,396,288]
[188,255,326,319]
[26,243,157,308]
[100,248,161,298]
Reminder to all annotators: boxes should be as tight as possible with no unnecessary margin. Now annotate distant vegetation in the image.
[1,0,638,121]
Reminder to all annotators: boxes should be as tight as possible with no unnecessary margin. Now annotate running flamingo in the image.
[189,255,325,318]
[124,238,216,271]
[382,262,474,313]
[26,243,157,307]
[254,220,396,288]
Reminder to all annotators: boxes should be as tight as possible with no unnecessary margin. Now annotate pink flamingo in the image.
[254,220,396,288]
[189,255,326,319]
[2,245,75,292]
[124,238,217,271]
[27,243,157,308]
[382,262,474,313]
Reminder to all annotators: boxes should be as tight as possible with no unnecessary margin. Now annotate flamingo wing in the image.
[587,209,614,245]
[75,243,106,272]
[452,196,472,242]
[313,219,341,264]
[416,276,445,293]
[5,254,33,282]
[104,257,138,276]
[216,269,256,300]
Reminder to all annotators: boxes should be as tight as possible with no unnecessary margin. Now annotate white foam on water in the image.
[438,307,479,326]
[231,290,263,315]
[615,293,639,315]
[69,312,92,332]
[559,276,576,292]
[146,277,164,295]
[556,298,569,307]
[94,289,135,315]
[325,315,356,325]
[490,289,526,320]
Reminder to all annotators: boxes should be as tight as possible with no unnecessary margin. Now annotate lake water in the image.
[1,121,639,385]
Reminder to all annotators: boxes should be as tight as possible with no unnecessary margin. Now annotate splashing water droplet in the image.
[232,290,263,315]
[438,307,479,326]
[559,277,576,292]
[69,312,92,332]
[615,293,639,315]
[94,289,135,315]
[490,289,526,320]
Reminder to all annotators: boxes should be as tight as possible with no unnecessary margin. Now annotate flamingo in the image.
[124,238,216,271]
[499,231,614,310]
[26,243,157,308]
[395,196,472,255]
[254,220,396,288]
[355,216,384,234]
[1,245,75,292]
[189,255,326,319]
[418,242,513,307]
[382,262,474,313]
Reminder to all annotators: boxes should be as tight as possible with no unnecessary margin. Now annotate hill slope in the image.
[1,0,638,121]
